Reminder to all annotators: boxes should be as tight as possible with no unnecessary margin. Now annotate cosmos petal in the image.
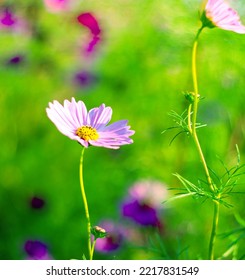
[203,0,245,34]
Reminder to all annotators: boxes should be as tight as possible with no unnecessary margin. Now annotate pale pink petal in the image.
[204,0,245,34]
[47,101,77,130]
[43,0,71,13]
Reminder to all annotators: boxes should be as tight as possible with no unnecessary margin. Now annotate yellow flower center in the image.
[76,125,99,141]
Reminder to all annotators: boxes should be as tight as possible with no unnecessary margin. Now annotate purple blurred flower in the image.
[73,70,97,88]
[43,0,71,13]
[201,0,245,33]
[121,180,168,228]
[24,240,51,260]
[30,196,45,209]
[122,200,160,227]
[6,55,24,66]
[46,98,134,149]
[95,221,125,253]
[77,12,101,54]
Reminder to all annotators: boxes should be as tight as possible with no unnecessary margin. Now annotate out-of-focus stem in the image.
[208,200,220,260]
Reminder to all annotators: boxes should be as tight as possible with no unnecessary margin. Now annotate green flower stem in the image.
[187,104,193,134]
[190,27,214,193]
[208,200,220,260]
[79,147,92,260]
[91,239,96,260]
[190,27,220,260]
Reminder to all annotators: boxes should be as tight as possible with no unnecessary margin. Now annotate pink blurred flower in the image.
[128,180,168,208]
[201,0,245,33]
[86,35,100,53]
[43,0,71,13]
[46,98,134,149]
[77,12,101,36]
[0,8,16,27]
[0,8,28,33]
[95,220,125,253]
[77,12,101,54]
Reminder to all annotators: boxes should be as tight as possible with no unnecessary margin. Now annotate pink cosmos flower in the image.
[202,0,245,33]
[46,98,134,149]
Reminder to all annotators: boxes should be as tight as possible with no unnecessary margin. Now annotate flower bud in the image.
[91,226,107,240]
[183,91,195,104]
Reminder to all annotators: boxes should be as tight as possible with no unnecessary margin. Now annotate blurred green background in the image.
[0,0,245,260]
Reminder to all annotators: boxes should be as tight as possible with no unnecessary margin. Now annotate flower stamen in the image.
[76,125,99,141]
